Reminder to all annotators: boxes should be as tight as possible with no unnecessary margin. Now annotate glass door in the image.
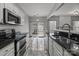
[37,22,45,36]
[30,21,45,37]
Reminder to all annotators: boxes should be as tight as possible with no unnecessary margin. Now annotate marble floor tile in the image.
[26,36,49,56]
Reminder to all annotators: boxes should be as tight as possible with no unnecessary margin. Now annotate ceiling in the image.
[50,3,79,16]
[16,3,61,17]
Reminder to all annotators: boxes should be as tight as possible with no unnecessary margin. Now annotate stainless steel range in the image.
[14,33,26,56]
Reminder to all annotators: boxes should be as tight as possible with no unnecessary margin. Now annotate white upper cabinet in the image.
[0,3,4,23]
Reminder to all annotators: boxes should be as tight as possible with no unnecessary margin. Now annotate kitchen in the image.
[0,3,79,56]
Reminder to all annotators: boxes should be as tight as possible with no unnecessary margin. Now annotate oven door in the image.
[18,44,26,56]
[15,37,26,56]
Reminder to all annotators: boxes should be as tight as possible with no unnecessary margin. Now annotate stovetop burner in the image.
[0,29,15,49]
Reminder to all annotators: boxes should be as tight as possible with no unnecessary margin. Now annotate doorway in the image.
[30,21,45,37]
[29,20,48,56]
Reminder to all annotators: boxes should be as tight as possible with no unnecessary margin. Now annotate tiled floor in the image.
[26,35,49,56]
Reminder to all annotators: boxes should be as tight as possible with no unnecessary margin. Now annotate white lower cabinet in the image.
[53,41,63,56]
[49,36,73,56]
[0,42,14,56]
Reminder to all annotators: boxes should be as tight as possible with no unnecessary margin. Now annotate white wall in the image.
[14,15,29,33]
[59,16,71,27]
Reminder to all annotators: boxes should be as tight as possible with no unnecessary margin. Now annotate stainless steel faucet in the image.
[62,24,71,32]
[62,24,71,44]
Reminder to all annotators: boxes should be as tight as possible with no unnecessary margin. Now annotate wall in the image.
[49,16,71,29]
[48,16,59,29]
[59,16,71,27]
[15,15,29,33]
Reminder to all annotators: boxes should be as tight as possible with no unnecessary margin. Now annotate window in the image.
[37,22,44,36]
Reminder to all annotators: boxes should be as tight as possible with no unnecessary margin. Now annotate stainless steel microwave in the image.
[3,8,21,25]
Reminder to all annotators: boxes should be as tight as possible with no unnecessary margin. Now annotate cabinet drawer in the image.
[0,42,14,56]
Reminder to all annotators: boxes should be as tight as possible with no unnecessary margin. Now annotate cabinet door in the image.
[53,41,58,56]
[49,37,54,56]
[0,3,4,23]
[53,41,63,56]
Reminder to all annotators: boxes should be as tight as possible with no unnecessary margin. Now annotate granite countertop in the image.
[54,29,79,34]
[50,35,79,56]
[15,33,27,41]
